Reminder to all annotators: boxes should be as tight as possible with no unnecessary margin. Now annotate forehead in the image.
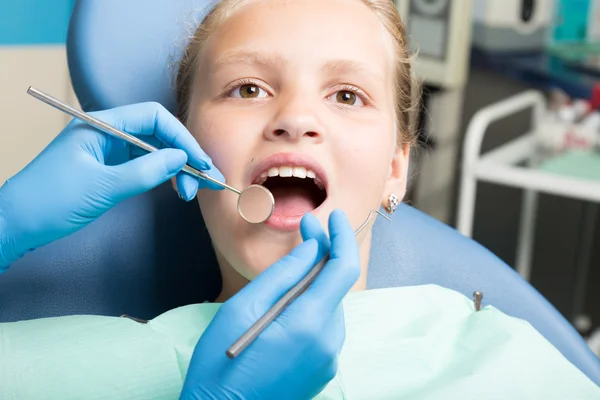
[200,0,394,77]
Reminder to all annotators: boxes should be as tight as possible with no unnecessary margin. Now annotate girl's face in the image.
[186,0,409,288]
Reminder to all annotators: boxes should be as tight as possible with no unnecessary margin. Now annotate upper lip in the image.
[250,152,329,191]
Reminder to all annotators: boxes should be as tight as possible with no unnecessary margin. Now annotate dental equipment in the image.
[27,87,275,224]
[473,291,483,312]
[227,209,391,358]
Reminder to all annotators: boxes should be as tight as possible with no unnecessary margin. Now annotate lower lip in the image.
[265,214,304,231]
[264,200,328,231]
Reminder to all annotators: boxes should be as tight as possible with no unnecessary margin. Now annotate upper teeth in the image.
[257,166,324,189]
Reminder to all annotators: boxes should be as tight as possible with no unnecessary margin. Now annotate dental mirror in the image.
[27,86,275,224]
[237,184,275,224]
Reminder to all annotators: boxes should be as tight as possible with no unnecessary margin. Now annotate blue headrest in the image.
[68,0,218,113]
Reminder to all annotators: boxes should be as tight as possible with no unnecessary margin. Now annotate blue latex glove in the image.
[0,102,224,269]
[180,209,360,400]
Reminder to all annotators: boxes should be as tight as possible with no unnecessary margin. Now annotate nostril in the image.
[269,129,319,138]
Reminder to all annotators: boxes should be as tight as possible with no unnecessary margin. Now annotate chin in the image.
[244,237,303,277]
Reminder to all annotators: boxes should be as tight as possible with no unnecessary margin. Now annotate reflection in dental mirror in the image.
[237,184,275,224]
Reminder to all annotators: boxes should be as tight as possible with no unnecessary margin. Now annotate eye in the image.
[329,89,365,107]
[229,84,269,99]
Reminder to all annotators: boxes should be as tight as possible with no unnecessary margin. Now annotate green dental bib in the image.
[1,285,598,399]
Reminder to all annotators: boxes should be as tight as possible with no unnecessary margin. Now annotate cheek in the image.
[196,189,243,266]
[332,124,394,226]
[189,104,294,278]
[187,105,257,181]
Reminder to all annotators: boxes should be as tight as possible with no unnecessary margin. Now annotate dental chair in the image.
[1,0,599,385]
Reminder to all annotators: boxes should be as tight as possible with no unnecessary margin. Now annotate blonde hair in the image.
[175,0,420,146]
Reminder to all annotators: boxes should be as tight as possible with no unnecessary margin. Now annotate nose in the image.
[264,95,325,142]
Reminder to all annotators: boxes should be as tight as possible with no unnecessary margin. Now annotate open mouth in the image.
[254,166,327,218]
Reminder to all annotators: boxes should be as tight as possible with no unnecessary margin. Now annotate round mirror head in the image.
[237,184,275,224]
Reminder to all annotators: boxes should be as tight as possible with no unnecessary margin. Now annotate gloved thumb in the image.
[108,148,188,201]
[300,213,331,259]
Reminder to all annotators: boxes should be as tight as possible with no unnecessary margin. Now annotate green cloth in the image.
[0,302,220,399]
[538,149,600,182]
[1,286,598,399]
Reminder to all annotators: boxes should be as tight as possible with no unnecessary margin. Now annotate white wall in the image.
[0,0,76,183]
[0,46,78,183]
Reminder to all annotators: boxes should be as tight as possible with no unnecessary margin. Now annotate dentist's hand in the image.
[0,102,223,269]
[180,210,360,400]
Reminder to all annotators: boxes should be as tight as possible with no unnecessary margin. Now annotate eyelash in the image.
[332,85,371,107]
[224,78,271,98]
[224,79,372,106]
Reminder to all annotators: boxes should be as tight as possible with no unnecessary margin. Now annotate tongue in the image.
[271,186,319,217]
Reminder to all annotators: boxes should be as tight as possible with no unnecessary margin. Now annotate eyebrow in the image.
[212,51,381,79]
[322,59,373,76]
[212,50,288,71]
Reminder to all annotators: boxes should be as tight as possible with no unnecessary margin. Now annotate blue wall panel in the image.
[0,0,75,45]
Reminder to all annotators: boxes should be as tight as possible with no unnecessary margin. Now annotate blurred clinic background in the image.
[1,0,600,355]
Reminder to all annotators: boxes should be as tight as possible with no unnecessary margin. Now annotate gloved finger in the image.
[107,148,188,202]
[279,302,347,388]
[323,304,347,358]
[128,136,166,160]
[175,173,199,201]
[228,239,320,308]
[328,209,359,261]
[303,305,346,378]
[175,163,227,200]
[93,102,215,172]
[292,209,360,314]
[300,213,330,259]
[132,135,166,151]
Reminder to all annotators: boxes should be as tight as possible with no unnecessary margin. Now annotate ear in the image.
[382,143,410,211]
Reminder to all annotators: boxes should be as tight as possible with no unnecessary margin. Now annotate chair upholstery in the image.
[1,0,599,385]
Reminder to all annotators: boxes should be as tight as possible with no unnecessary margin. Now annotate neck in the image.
[214,232,372,303]
[214,251,249,302]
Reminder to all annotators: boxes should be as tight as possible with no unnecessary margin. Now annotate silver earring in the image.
[385,193,399,214]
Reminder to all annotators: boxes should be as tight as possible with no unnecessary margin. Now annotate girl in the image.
[175,0,416,300]
[1,1,598,399]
